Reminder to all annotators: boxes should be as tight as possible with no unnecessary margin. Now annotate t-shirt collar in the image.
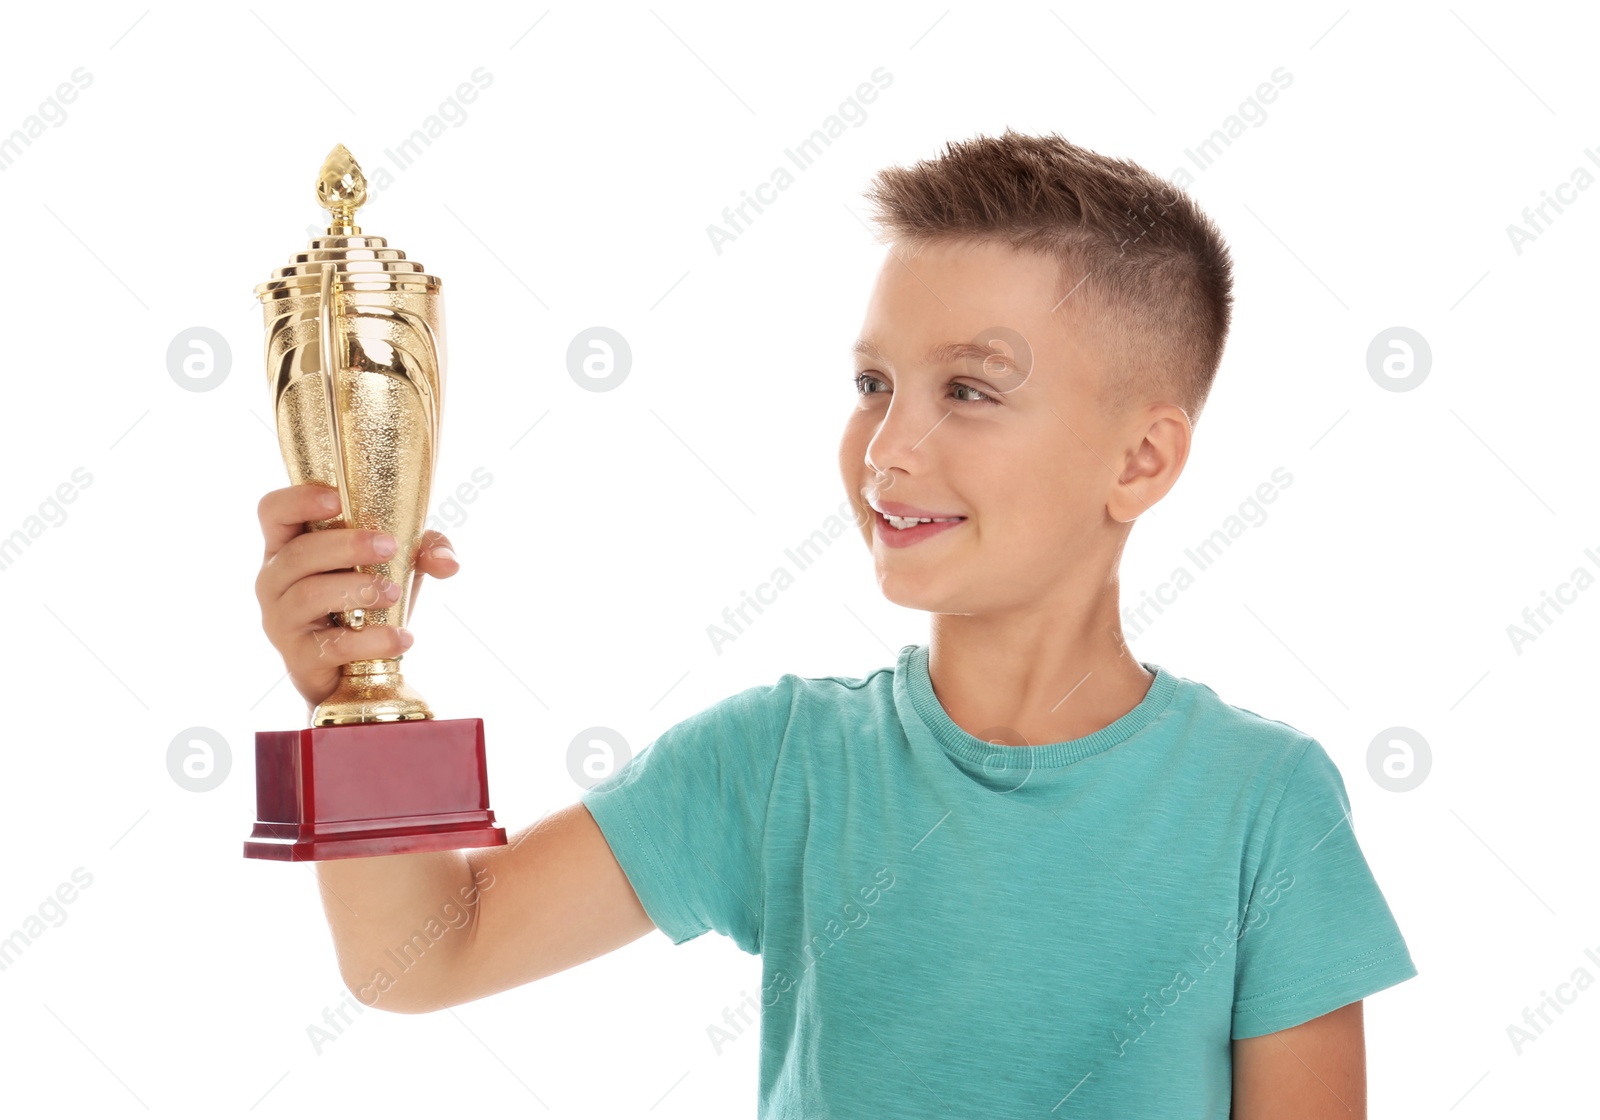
[896,643,1177,770]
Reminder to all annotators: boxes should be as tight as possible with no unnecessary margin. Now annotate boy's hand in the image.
[255,482,461,713]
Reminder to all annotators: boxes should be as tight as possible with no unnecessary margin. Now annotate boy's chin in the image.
[873,571,965,614]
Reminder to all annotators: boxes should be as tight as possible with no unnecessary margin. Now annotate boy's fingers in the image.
[257,526,378,612]
[301,621,414,668]
[271,570,397,633]
[415,530,460,577]
[259,483,342,562]
[415,549,460,577]
[406,534,458,616]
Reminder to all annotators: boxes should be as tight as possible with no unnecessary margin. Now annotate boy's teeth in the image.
[885,514,961,529]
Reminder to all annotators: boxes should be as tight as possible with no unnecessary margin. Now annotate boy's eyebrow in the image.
[852,338,1020,370]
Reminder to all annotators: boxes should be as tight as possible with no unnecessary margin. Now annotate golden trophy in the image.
[243,144,507,861]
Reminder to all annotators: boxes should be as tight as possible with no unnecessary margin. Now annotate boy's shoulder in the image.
[1160,664,1324,782]
[740,657,900,711]
[675,660,896,745]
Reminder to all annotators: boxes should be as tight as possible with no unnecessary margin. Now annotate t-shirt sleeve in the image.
[1231,738,1418,1039]
[578,675,792,955]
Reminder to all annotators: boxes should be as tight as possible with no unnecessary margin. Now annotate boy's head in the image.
[839,130,1234,619]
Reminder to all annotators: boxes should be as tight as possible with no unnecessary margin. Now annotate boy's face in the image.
[839,238,1142,616]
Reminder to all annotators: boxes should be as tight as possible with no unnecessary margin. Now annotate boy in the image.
[254,130,1415,1117]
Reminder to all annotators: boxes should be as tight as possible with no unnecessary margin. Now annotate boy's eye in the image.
[853,372,888,395]
[852,372,995,405]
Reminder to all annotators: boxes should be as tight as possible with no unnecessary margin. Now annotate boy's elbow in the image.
[338,971,445,1016]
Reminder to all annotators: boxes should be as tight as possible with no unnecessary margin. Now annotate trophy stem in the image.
[312,657,434,726]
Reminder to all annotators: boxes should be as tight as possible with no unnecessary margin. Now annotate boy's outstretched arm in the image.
[315,802,655,1013]
[1230,999,1366,1119]
[255,483,657,1013]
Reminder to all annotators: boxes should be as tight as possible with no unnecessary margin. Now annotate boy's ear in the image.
[1108,406,1190,523]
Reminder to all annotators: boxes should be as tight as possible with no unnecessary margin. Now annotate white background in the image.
[0,2,1594,1116]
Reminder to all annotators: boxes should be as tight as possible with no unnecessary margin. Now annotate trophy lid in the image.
[254,144,442,300]
[318,143,366,235]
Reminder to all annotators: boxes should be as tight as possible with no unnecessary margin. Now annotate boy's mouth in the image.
[869,502,967,547]
[869,497,966,526]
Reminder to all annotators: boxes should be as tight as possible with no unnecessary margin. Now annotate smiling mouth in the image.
[880,512,965,530]
[869,507,968,545]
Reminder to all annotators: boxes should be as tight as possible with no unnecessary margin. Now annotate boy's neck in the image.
[926,611,1153,748]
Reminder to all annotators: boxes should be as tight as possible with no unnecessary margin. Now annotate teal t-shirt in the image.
[580,644,1417,1117]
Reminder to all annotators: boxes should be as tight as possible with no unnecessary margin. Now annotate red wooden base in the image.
[244,717,508,861]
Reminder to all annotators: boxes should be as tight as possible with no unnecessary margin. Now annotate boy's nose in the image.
[863,407,932,478]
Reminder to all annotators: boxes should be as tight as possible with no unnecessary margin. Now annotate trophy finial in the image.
[316,144,367,235]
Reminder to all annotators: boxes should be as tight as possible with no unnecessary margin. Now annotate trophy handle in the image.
[316,262,376,633]
[405,564,424,628]
[317,263,356,531]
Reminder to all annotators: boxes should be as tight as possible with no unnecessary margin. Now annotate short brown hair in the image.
[861,129,1234,425]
